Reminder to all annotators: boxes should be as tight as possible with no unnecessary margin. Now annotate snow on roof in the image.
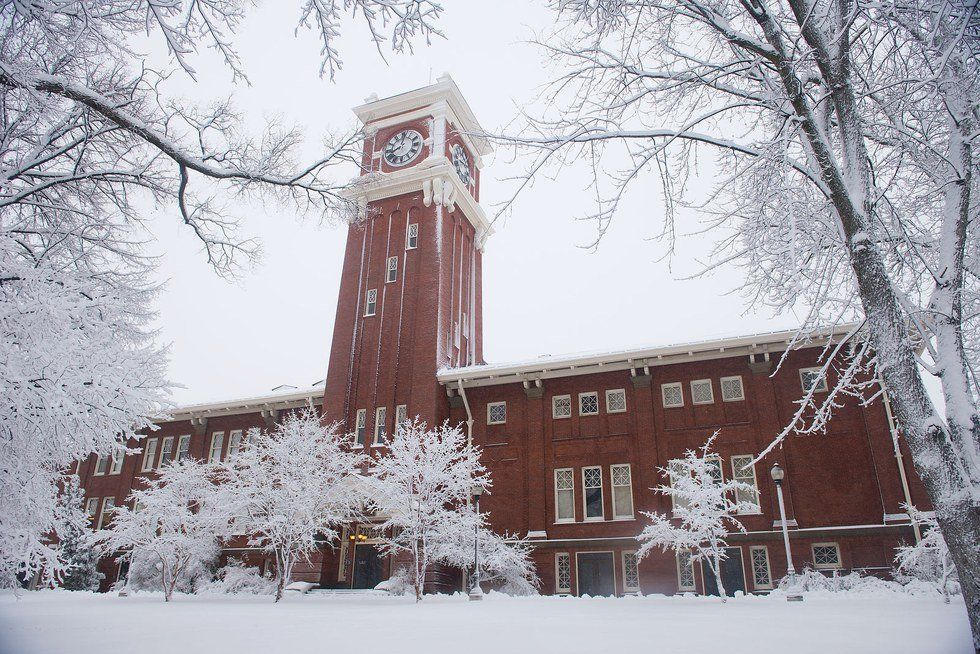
[167,384,324,421]
[438,324,856,388]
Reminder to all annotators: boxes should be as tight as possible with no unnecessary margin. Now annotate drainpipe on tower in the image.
[457,380,475,448]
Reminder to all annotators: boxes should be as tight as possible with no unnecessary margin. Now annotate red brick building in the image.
[79,75,928,596]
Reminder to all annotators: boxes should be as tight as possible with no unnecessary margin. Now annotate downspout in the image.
[879,374,921,542]
[457,380,474,448]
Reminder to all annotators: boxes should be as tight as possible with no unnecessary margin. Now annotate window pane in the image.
[677,551,695,590]
[751,547,772,588]
[557,489,574,522]
[662,383,683,407]
[611,465,633,518]
[606,389,626,413]
[721,376,744,401]
[585,487,603,518]
[623,553,639,591]
[732,455,760,508]
[691,380,714,404]
[556,554,571,592]
[552,395,571,418]
[579,393,599,415]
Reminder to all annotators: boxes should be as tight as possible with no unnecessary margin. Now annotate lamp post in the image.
[469,484,484,601]
[770,463,803,602]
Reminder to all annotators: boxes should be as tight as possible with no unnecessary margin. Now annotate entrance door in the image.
[702,547,746,596]
[352,545,383,589]
[576,552,615,596]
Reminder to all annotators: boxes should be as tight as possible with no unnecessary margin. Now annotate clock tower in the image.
[322,74,492,451]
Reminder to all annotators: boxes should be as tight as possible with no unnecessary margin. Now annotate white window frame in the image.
[579,391,599,416]
[800,367,829,393]
[720,375,745,402]
[811,542,842,570]
[158,436,174,467]
[661,382,684,408]
[731,455,761,512]
[582,466,604,521]
[364,288,377,317]
[610,463,634,520]
[208,431,224,463]
[487,401,507,425]
[552,395,571,419]
[374,407,387,444]
[140,438,158,472]
[749,546,773,590]
[555,552,572,594]
[605,388,627,414]
[622,551,640,592]
[93,455,107,476]
[96,497,115,530]
[395,405,408,432]
[406,223,418,250]
[176,434,191,461]
[108,451,124,475]
[85,497,100,520]
[386,256,398,283]
[227,430,243,458]
[355,409,367,447]
[676,551,697,591]
[554,468,575,523]
[690,379,715,405]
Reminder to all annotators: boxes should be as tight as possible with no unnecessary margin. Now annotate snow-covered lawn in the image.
[0,590,972,654]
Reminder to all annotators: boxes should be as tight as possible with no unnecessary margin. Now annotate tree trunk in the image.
[711,554,727,603]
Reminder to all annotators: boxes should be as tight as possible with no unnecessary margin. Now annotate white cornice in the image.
[344,158,494,249]
[167,388,324,421]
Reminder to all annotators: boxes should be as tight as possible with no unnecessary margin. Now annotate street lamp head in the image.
[471,484,484,500]
[770,462,785,483]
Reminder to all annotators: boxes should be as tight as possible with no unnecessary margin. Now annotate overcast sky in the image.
[150,1,801,405]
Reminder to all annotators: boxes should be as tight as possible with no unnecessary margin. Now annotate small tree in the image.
[368,420,489,602]
[637,436,758,601]
[93,458,229,601]
[220,410,366,602]
[57,477,104,592]
[896,505,958,604]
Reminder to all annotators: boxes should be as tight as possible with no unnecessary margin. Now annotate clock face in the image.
[451,143,471,185]
[383,129,423,167]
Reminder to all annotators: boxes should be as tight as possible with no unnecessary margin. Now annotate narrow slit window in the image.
[395,405,408,431]
[386,256,398,283]
[406,223,418,249]
[355,409,367,446]
[556,553,571,594]
[374,407,387,444]
[365,289,377,316]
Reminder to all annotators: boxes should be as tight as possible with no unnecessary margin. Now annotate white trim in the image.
[487,401,507,425]
[811,542,842,569]
[582,466,604,521]
[661,382,684,408]
[140,438,158,472]
[622,551,640,592]
[108,451,123,475]
[578,391,599,416]
[605,388,627,413]
[720,375,745,402]
[551,395,571,419]
[610,463,634,520]
[574,551,616,597]
[749,545,773,590]
[555,552,572,594]
[799,367,829,393]
[690,379,715,405]
[554,468,575,523]
[93,455,107,476]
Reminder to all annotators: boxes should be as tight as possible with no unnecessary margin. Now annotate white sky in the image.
[150,1,801,405]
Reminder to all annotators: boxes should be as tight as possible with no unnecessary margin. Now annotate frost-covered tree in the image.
[0,0,442,589]
[501,0,980,643]
[636,436,758,601]
[93,458,230,601]
[368,420,489,602]
[219,410,366,602]
[896,505,959,604]
[57,477,104,592]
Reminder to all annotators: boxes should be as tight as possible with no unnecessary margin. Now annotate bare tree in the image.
[496,0,979,645]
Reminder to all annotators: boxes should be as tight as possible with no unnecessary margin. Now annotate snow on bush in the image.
[895,506,960,603]
[197,561,275,596]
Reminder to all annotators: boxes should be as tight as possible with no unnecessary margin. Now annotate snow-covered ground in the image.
[0,590,971,654]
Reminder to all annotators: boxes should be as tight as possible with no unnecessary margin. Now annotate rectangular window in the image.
[386,256,398,283]
[800,367,829,393]
[661,382,684,408]
[96,497,115,530]
[812,543,842,569]
[554,468,575,523]
[731,455,761,511]
[85,497,100,520]
[109,451,124,475]
[605,388,627,413]
[579,392,599,416]
[622,552,640,592]
[406,223,418,249]
[208,432,224,463]
[159,436,174,467]
[610,464,634,519]
[720,375,745,402]
[691,379,715,405]
[374,407,387,444]
[176,435,191,461]
[676,551,696,591]
[94,455,107,476]
[750,546,773,589]
[582,466,603,520]
[705,455,723,485]
[552,395,571,419]
[668,460,690,512]
[555,553,572,594]
[140,438,158,472]
[355,409,367,446]
[227,430,243,458]
[365,289,377,316]
[395,405,408,431]
[487,401,507,425]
